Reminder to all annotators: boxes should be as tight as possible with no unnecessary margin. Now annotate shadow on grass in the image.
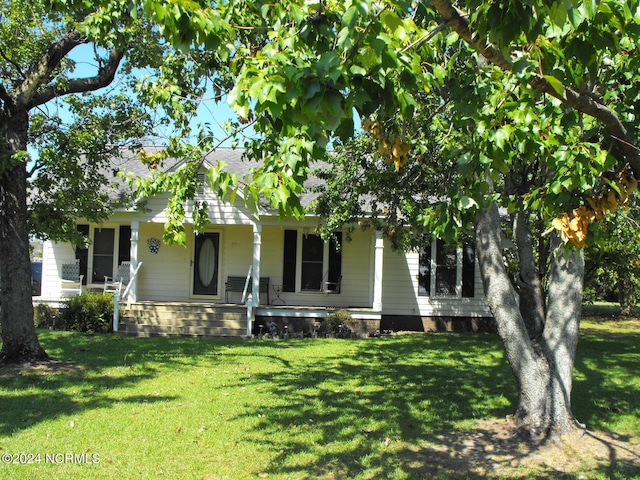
[237,334,517,479]
[573,332,640,434]
[1,328,637,478]
[0,330,244,438]
[35,330,237,369]
[582,303,640,319]
[0,388,175,437]
[232,332,640,479]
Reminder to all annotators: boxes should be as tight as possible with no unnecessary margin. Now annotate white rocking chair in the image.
[60,260,84,297]
[104,261,131,295]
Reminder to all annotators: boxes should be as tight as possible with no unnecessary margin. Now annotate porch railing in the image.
[241,265,252,304]
[242,265,253,336]
[113,261,142,332]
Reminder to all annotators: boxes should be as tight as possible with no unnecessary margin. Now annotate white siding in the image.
[135,223,193,301]
[39,174,490,317]
[340,228,373,307]
[136,224,257,302]
[40,240,78,298]
[381,242,491,317]
[220,225,254,279]
[133,192,256,225]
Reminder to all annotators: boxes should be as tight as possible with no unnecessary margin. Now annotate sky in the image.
[33,42,361,161]
[39,44,252,153]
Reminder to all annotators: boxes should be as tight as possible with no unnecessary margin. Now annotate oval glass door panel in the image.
[193,233,219,295]
[198,238,216,287]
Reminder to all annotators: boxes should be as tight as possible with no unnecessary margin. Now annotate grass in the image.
[0,311,638,479]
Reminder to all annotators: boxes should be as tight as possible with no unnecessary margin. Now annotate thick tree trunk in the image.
[617,276,635,317]
[0,107,49,365]
[476,204,583,440]
[544,236,584,436]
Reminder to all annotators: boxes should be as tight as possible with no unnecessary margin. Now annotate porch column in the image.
[373,231,384,311]
[249,222,262,336]
[129,221,139,303]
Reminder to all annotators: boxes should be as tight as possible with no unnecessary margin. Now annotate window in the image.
[301,234,324,290]
[75,224,131,284]
[282,230,342,293]
[418,239,475,298]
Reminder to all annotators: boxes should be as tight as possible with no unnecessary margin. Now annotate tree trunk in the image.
[617,276,635,317]
[476,204,583,440]
[0,107,49,365]
[544,235,584,437]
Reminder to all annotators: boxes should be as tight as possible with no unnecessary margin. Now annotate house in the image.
[38,147,493,336]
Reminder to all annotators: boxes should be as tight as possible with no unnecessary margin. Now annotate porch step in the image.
[119,302,248,338]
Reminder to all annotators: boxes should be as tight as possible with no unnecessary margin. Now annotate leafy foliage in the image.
[34,303,58,329]
[318,309,355,336]
[28,94,153,242]
[36,294,118,333]
[584,196,640,315]
[57,293,116,333]
[54,0,636,251]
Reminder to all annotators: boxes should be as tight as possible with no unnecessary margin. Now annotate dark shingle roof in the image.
[112,147,324,211]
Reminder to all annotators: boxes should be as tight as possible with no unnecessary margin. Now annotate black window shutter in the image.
[76,224,90,285]
[119,225,132,264]
[462,243,475,298]
[328,232,342,290]
[418,242,431,296]
[282,230,297,292]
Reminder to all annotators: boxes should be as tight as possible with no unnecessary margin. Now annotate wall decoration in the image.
[147,237,161,254]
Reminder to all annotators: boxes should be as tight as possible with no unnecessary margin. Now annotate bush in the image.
[57,293,117,333]
[318,310,354,336]
[34,303,58,329]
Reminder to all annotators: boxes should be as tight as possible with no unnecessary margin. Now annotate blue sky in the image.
[39,44,251,151]
[33,43,363,160]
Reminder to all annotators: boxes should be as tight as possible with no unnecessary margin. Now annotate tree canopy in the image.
[5,0,639,438]
[105,0,638,440]
[0,0,244,362]
[57,0,639,249]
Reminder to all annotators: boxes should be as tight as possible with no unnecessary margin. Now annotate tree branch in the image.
[27,47,124,109]
[15,30,87,107]
[342,6,387,66]
[0,45,27,80]
[0,83,11,105]
[431,0,512,71]
[431,0,640,179]
[513,211,546,337]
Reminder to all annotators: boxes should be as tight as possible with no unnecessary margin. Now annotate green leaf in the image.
[380,10,402,33]
[459,195,478,209]
[342,6,358,29]
[337,26,352,50]
[543,75,565,96]
[548,1,568,28]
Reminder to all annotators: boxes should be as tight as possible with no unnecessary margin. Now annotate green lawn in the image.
[0,316,638,479]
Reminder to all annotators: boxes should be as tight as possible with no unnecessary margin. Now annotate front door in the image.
[193,233,219,296]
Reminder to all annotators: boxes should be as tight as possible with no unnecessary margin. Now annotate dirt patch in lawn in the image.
[400,419,640,478]
[0,359,86,376]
